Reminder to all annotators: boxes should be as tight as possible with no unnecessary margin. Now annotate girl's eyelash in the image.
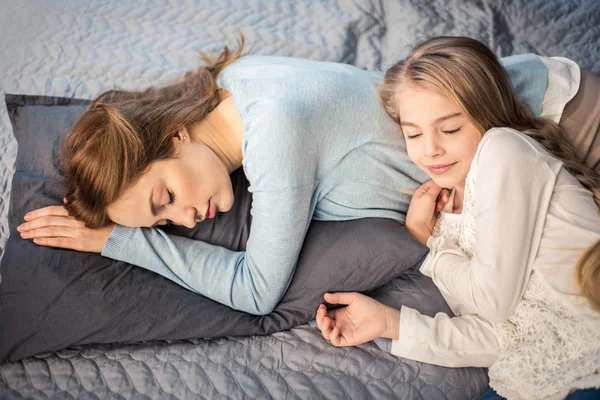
[407,133,422,139]
[167,190,175,205]
[443,128,460,134]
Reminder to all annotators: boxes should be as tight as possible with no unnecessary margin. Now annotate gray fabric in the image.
[0,271,489,400]
[383,0,600,72]
[0,95,428,364]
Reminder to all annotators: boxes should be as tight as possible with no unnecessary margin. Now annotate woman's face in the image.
[396,85,483,190]
[107,138,234,228]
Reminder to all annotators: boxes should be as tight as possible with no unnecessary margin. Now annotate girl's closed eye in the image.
[442,127,461,134]
[406,132,422,139]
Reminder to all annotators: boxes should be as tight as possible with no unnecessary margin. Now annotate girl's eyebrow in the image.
[401,112,462,127]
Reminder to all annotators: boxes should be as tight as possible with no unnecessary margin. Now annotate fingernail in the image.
[21,231,29,238]
[33,238,40,244]
[24,214,31,221]
[17,225,23,232]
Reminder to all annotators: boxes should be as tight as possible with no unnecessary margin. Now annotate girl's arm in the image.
[102,186,315,315]
[420,128,560,323]
[316,292,501,368]
[391,306,501,368]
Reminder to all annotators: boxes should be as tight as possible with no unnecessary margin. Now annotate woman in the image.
[316,37,600,400]
[18,40,578,316]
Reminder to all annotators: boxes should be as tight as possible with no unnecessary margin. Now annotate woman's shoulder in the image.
[218,55,380,88]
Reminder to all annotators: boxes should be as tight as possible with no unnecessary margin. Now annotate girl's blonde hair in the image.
[576,240,600,311]
[379,36,600,310]
[62,38,245,228]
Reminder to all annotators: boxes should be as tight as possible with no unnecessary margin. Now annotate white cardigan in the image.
[391,128,600,400]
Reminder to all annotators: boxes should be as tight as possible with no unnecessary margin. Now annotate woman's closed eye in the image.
[406,132,422,139]
[167,189,175,205]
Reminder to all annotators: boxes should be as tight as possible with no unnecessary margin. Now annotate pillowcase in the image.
[0,94,428,363]
[383,0,600,72]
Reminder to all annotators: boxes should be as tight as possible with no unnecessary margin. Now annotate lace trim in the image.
[432,175,476,256]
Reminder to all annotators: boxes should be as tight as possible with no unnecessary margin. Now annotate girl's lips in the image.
[427,162,457,175]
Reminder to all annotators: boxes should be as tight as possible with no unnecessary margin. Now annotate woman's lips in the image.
[427,162,457,175]
[205,200,216,220]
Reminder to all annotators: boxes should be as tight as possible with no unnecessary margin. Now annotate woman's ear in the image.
[172,126,190,148]
[174,126,189,142]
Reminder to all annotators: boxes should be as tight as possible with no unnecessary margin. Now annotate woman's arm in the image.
[102,187,315,315]
[420,128,560,323]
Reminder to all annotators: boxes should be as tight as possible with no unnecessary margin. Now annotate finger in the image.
[321,316,333,340]
[31,237,75,250]
[24,205,70,221]
[330,326,347,347]
[18,215,79,233]
[63,198,68,205]
[420,181,444,202]
[415,180,435,196]
[435,189,450,212]
[20,226,76,240]
[316,304,326,331]
[326,309,336,322]
[324,292,358,306]
[323,292,349,305]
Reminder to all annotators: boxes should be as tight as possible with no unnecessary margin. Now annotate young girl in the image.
[316,37,600,400]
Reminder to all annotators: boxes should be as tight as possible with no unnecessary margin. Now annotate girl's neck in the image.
[189,92,244,174]
[452,183,465,214]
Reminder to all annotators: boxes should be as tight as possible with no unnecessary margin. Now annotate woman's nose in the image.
[174,207,197,229]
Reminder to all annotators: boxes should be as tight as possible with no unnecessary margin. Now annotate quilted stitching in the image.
[1,274,489,399]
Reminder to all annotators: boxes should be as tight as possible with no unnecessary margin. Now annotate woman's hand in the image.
[316,292,400,347]
[17,205,114,253]
[406,180,448,245]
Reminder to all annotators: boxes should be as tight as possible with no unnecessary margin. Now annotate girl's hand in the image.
[406,180,448,245]
[17,205,114,253]
[316,292,400,347]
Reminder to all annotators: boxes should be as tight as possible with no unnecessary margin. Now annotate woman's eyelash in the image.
[167,190,175,205]
[407,133,422,139]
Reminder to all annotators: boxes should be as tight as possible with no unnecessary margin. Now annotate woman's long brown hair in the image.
[62,38,245,228]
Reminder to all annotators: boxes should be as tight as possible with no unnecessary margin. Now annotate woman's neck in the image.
[189,93,244,174]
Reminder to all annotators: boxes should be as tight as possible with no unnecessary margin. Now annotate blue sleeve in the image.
[102,186,315,315]
[500,54,548,117]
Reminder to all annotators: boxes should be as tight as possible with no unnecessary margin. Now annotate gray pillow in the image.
[0,95,428,363]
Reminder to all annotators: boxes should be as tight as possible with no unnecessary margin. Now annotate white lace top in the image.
[391,129,600,400]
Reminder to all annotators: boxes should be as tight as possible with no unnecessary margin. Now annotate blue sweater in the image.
[102,55,548,314]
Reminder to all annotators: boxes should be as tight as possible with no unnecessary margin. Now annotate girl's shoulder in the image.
[471,127,563,180]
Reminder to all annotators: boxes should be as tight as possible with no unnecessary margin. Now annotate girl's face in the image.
[106,138,234,228]
[396,85,483,190]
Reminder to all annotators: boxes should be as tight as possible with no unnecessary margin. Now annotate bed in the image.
[1,1,599,398]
